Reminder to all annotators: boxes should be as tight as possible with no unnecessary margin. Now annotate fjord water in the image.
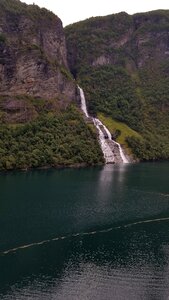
[1,163,169,299]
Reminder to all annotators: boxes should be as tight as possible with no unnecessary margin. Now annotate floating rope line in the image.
[1,216,169,256]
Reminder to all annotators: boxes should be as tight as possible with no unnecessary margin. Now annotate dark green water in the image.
[0,163,169,299]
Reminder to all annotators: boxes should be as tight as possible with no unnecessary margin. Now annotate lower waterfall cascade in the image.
[78,86,129,164]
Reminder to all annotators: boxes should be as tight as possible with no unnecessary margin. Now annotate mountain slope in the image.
[0,0,76,123]
[65,10,169,160]
[0,0,104,170]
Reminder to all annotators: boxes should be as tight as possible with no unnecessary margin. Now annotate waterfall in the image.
[114,141,129,163]
[78,86,129,164]
[78,86,89,118]
[95,118,129,163]
[93,118,115,163]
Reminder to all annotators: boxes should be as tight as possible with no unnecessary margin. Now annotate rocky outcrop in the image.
[92,55,110,67]
[0,0,76,123]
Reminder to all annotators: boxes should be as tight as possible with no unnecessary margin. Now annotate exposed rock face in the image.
[92,55,110,66]
[0,0,76,122]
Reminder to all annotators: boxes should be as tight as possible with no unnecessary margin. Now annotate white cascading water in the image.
[78,86,89,118]
[93,118,115,163]
[78,86,129,164]
[114,141,129,163]
[97,118,129,163]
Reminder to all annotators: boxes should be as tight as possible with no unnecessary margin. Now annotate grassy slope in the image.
[98,113,141,155]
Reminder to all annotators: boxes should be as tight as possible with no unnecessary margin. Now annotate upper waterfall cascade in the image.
[78,87,89,118]
[78,86,129,164]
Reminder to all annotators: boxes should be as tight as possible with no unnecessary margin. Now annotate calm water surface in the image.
[0,163,169,299]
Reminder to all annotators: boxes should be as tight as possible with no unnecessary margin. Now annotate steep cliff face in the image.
[132,12,169,67]
[65,10,169,161]
[0,0,76,123]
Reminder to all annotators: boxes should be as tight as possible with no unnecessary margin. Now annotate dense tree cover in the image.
[0,106,104,170]
[138,62,169,134]
[76,61,169,161]
[0,0,56,20]
[65,11,169,161]
[78,65,144,131]
[65,12,132,77]
[126,135,169,161]
[134,10,169,34]
[0,0,104,171]
[78,63,169,161]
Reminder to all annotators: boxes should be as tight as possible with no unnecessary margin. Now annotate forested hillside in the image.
[1,2,169,170]
[0,106,103,170]
[65,11,169,160]
[0,0,103,170]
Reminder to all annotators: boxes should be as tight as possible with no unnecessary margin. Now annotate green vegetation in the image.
[134,10,169,34]
[0,0,57,21]
[98,113,141,155]
[1,4,169,166]
[126,135,169,161]
[0,0,104,171]
[0,105,104,170]
[0,33,6,43]
[65,11,169,161]
[65,12,132,76]
[78,65,144,131]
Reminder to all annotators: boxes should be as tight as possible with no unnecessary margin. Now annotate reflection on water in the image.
[97,164,128,196]
[0,163,169,299]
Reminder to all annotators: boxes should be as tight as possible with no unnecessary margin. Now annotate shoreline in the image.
[1,159,169,174]
[0,162,104,173]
